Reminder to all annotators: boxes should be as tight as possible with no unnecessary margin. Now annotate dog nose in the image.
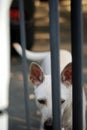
[44,118,53,130]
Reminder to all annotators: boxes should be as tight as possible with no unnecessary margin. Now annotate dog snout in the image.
[44,118,53,130]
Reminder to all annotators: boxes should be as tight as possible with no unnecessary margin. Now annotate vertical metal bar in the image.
[48,0,61,130]
[18,0,30,129]
[71,0,83,130]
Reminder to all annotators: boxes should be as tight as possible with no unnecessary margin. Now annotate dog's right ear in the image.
[29,62,44,86]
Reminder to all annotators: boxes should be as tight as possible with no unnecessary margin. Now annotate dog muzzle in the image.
[44,118,53,130]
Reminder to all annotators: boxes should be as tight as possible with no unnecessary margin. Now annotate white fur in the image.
[13,43,86,130]
[32,68,86,130]
[34,75,72,129]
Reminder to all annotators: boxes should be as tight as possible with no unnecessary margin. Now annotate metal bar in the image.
[18,0,30,129]
[71,0,83,130]
[48,0,61,130]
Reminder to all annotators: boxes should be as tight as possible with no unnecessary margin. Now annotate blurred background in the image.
[1,0,87,130]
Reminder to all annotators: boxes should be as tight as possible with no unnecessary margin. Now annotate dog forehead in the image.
[34,75,51,99]
[61,83,72,100]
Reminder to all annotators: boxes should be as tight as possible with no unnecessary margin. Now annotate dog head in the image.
[29,62,72,130]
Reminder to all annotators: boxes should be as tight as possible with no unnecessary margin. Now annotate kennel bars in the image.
[49,0,61,130]
[19,0,83,130]
[71,0,83,130]
[18,0,30,129]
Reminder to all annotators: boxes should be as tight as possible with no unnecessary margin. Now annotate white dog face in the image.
[29,62,72,130]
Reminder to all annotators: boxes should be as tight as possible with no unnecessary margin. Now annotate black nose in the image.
[44,118,53,130]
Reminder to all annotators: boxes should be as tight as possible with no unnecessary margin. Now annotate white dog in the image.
[29,62,86,130]
[13,43,86,130]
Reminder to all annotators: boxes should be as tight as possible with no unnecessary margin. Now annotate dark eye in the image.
[38,99,47,105]
[61,99,65,104]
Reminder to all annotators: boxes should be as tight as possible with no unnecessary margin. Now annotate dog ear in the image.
[29,62,44,86]
[61,63,72,86]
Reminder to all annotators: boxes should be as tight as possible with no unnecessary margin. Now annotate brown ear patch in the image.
[61,63,72,86]
[30,63,44,86]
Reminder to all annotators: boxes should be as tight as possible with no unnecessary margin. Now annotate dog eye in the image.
[61,99,65,104]
[38,99,47,105]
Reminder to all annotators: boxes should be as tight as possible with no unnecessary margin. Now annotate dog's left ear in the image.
[61,63,72,86]
[29,62,44,86]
